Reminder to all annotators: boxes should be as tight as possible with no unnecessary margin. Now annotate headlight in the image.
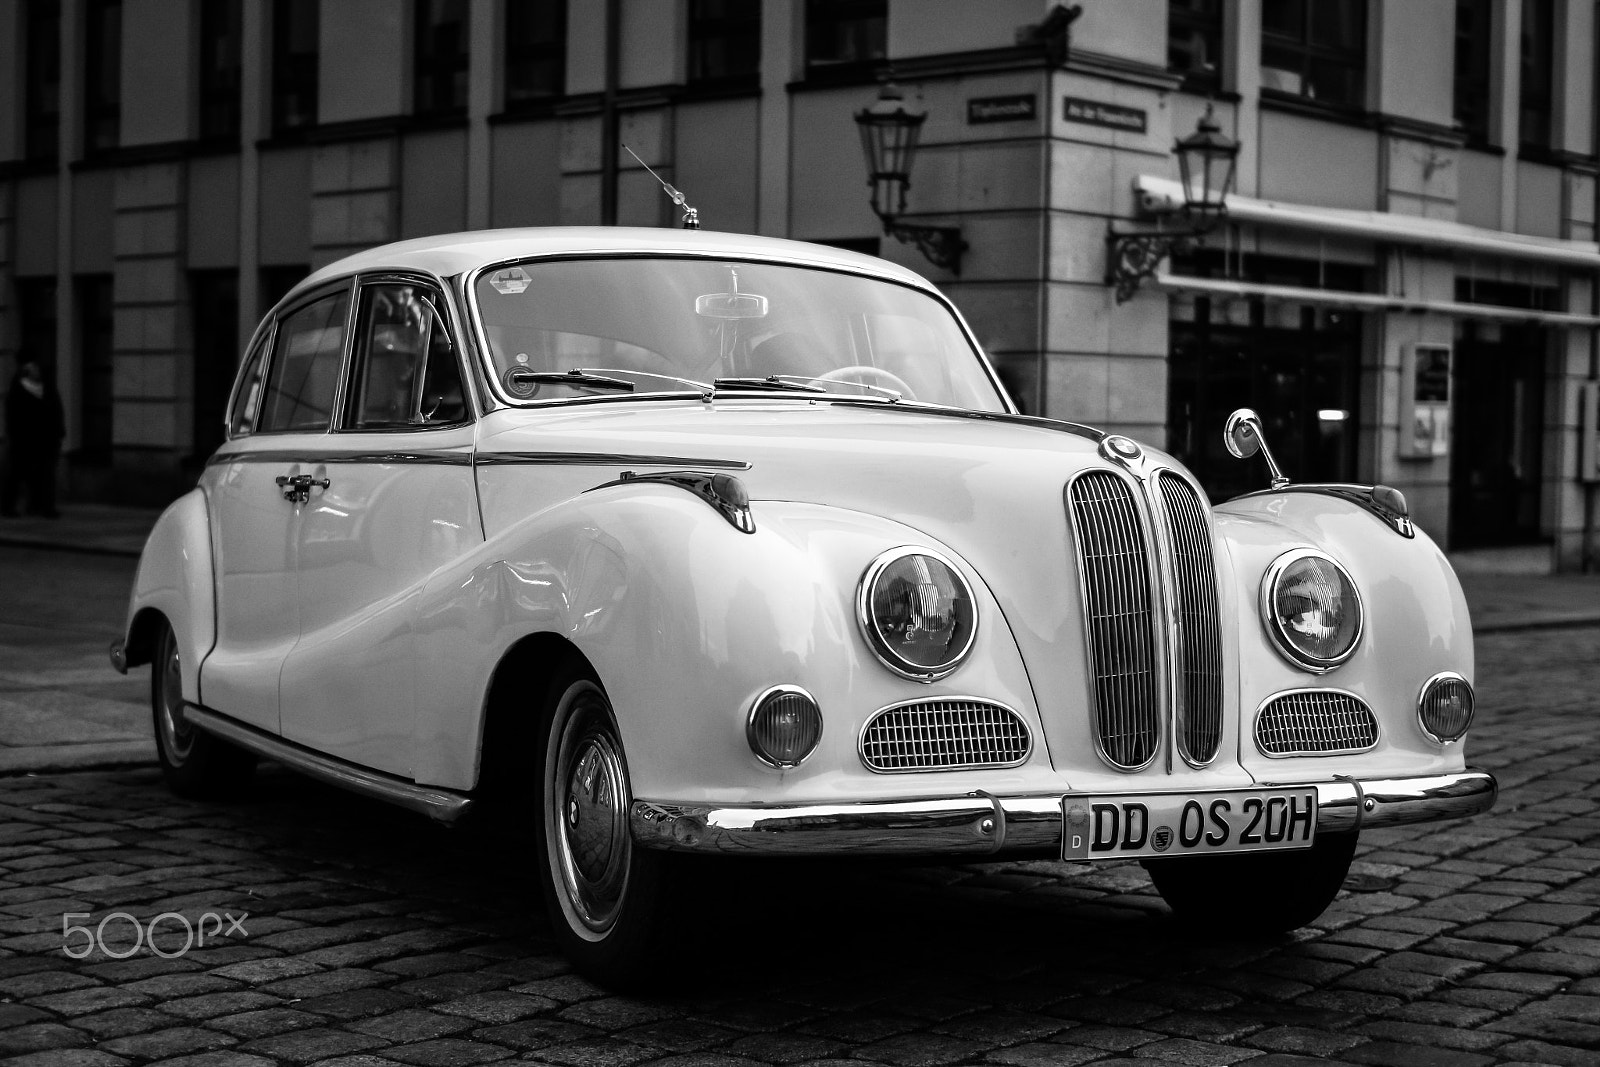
[1260,550,1362,672]
[1418,672,1474,743]
[857,547,977,681]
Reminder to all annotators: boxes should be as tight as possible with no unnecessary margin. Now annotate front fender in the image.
[1214,491,1473,781]
[122,488,216,705]
[410,487,1042,800]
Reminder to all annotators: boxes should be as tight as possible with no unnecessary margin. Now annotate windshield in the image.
[472,256,1007,410]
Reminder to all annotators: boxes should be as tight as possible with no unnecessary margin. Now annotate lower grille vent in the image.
[860,698,1031,772]
[1256,691,1379,756]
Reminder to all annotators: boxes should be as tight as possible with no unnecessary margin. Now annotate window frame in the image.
[199,0,244,144]
[271,0,319,136]
[337,274,474,434]
[23,0,62,163]
[687,0,762,90]
[503,0,567,111]
[413,0,470,118]
[238,278,358,438]
[1259,0,1369,113]
[82,0,122,157]
[1453,0,1494,146]
[1167,0,1225,92]
[803,0,886,83]
[1518,0,1555,153]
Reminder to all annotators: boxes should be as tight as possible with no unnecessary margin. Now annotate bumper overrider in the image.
[630,770,1497,856]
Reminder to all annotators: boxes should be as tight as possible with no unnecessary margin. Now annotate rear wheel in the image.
[1143,831,1358,933]
[535,669,667,988]
[151,621,255,797]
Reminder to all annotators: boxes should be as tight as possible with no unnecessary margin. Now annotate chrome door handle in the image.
[275,473,330,504]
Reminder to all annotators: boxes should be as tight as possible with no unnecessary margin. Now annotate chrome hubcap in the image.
[157,637,195,763]
[549,683,631,934]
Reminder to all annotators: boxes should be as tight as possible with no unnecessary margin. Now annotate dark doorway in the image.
[191,271,240,461]
[1449,319,1546,547]
[75,274,114,464]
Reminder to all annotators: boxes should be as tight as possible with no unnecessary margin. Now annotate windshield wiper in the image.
[713,375,826,394]
[504,368,635,393]
[718,374,902,401]
[581,368,713,391]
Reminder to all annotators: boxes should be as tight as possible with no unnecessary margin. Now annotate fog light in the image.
[1418,672,1474,743]
[747,685,822,768]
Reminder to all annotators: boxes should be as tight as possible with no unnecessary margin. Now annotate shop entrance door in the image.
[1449,322,1546,547]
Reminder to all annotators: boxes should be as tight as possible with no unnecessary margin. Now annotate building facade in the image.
[1,0,1598,568]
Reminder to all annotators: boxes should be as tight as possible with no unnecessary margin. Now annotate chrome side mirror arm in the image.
[1224,408,1289,489]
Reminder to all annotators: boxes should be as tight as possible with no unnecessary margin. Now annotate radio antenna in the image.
[622,144,699,229]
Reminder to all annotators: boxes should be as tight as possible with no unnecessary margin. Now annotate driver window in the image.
[347,282,467,429]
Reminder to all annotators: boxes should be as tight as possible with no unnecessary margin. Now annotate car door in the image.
[201,283,354,732]
[277,275,483,776]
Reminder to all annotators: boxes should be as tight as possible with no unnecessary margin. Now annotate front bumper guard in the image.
[631,769,1497,856]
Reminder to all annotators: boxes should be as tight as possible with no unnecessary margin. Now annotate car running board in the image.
[182,704,475,824]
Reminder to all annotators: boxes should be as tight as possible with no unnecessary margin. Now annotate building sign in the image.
[967,94,1037,124]
[1062,96,1147,134]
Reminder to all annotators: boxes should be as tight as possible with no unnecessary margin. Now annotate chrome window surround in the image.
[857,696,1032,773]
[1417,671,1474,746]
[1258,548,1365,673]
[854,546,979,682]
[1254,688,1380,757]
[745,684,823,768]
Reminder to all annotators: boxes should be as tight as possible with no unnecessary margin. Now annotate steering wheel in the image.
[815,365,915,400]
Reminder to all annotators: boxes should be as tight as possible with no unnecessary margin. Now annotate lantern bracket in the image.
[883,220,967,274]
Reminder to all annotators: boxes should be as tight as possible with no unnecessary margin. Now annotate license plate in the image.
[1061,788,1317,861]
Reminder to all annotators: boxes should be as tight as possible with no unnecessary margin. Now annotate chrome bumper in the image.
[630,769,1497,857]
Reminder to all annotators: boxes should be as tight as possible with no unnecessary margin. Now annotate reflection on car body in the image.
[113,227,1496,986]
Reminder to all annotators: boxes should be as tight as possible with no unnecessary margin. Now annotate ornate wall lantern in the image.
[854,82,966,275]
[1106,103,1240,302]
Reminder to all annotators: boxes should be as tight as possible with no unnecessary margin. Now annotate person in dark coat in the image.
[2,360,65,518]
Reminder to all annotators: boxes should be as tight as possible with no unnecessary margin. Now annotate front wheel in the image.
[151,621,255,798]
[1143,831,1358,933]
[535,670,667,988]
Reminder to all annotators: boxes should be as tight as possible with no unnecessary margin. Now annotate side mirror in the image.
[1224,408,1289,489]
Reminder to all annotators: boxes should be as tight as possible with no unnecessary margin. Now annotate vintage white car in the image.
[113,227,1495,984]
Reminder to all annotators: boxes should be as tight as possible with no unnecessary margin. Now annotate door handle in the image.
[275,473,330,504]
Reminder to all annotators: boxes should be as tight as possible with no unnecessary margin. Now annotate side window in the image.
[346,282,467,429]
[258,290,350,432]
[227,333,270,438]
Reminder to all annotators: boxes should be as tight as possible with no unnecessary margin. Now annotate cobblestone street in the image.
[1,624,1598,1066]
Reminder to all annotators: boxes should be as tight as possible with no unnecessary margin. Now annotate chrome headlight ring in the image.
[856,546,978,682]
[1259,548,1364,673]
[1417,671,1475,745]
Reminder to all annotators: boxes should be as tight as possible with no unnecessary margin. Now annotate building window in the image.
[804,0,885,80]
[199,0,243,143]
[505,0,566,109]
[1260,0,1366,110]
[14,279,58,378]
[1168,0,1223,90]
[688,0,761,88]
[1519,0,1554,151]
[83,0,121,156]
[76,275,114,463]
[272,0,318,134]
[415,0,469,117]
[1454,0,1493,144]
[23,0,61,162]
[191,271,239,459]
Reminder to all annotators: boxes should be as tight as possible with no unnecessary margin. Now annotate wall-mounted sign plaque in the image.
[1062,96,1147,133]
[967,94,1037,124]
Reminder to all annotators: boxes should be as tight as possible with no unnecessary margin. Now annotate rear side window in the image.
[346,282,467,429]
[258,291,350,432]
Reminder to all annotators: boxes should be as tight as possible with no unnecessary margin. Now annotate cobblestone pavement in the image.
[1,627,1598,1067]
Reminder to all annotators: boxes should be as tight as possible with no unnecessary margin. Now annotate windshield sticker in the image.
[489,267,531,295]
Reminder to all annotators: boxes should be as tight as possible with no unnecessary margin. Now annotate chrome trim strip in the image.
[1229,483,1416,538]
[856,696,1032,773]
[855,546,979,683]
[631,770,1497,855]
[182,705,474,823]
[475,451,751,470]
[1259,548,1365,673]
[1417,671,1474,746]
[208,449,474,467]
[1159,472,1224,767]
[588,470,756,533]
[1254,687,1381,757]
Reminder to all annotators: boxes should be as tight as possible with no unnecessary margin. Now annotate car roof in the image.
[298,227,933,295]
